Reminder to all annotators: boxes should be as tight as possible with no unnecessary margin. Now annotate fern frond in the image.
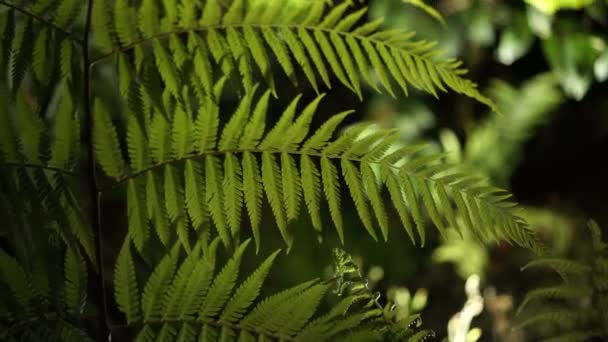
[49,86,78,169]
[114,241,141,324]
[517,285,592,315]
[142,244,179,321]
[64,247,87,315]
[517,222,608,339]
[116,89,540,252]
[219,249,281,324]
[127,178,149,253]
[93,100,125,180]
[198,239,250,320]
[93,0,497,111]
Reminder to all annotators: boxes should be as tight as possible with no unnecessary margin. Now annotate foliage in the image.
[0,0,604,341]
[516,221,608,341]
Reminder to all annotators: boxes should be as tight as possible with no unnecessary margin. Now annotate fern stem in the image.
[82,0,110,339]
[0,0,83,44]
[0,162,78,176]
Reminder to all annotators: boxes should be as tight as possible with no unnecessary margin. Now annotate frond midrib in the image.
[0,0,83,43]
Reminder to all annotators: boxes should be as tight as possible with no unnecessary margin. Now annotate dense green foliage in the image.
[0,0,606,341]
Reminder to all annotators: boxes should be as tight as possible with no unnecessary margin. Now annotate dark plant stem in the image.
[82,0,110,340]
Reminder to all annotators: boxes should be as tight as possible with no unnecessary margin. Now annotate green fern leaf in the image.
[54,0,81,28]
[127,179,149,254]
[200,0,221,25]
[267,283,330,337]
[198,239,250,319]
[146,171,171,246]
[169,34,189,70]
[153,40,181,99]
[195,91,220,152]
[206,28,235,78]
[13,96,42,165]
[242,152,263,252]
[205,155,231,248]
[179,237,220,319]
[301,155,323,233]
[224,152,243,236]
[261,26,296,85]
[361,163,389,241]
[240,90,271,149]
[399,170,427,246]
[345,35,380,93]
[127,114,149,171]
[330,32,361,98]
[241,278,319,329]
[0,10,15,74]
[220,88,256,150]
[10,19,34,93]
[62,191,97,268]
[142,245,179,321]
[243,27,276,94]
[64,247,86,315]
[190,34,214,96]
[285,94,326,149]
[259,94,301,149]
[134,325,155,342]
[226,27,253,90]
[162,249,201,320]
[322,156,343,243]
[184,160,207,229]
[59,39,74,80]
[262,152,290,246]
[139,0,160,38]
[342,159,376,241]
[32,28,50,83]
[175,323,196,342]
[282,27,319,93]
[171,106,193,159]
[92,0,115,53]
[114,241,140,323]
[164,165,184,223]
[114,0,139,45]
[281,152,302,222]
[220,249,281,324]
[298,28,331,89]
[412,174,448,240]
[362,39,395,97]
[93,100,125,179]
[314,30,355,93]
[49,87,77,169]
[302,111,354,152]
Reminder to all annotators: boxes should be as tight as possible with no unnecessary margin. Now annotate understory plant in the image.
[0,0,605,341]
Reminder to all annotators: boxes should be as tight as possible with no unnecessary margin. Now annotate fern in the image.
[0,1,556,341]
[0,246,91,341]
[103,85,542,254]
[516,220,608,340]
[89,0,497,112]
[114,237,433,341]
